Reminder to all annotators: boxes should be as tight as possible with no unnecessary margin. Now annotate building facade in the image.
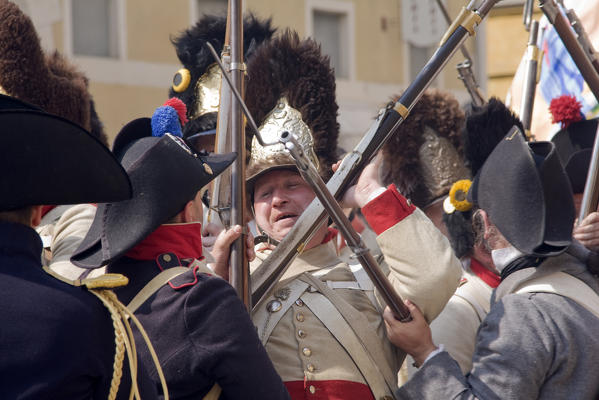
[13,0,534,149]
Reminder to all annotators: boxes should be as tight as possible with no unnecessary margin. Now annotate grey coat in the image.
[398,245,599,400]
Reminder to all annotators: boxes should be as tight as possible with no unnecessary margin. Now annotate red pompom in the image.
[163,97,189,126]
[549,94,583,128]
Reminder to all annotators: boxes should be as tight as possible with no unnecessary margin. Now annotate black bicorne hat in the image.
[468,127,574,257]
[71,118,236,268]
[0,94,131,211]
[551,118,598,194]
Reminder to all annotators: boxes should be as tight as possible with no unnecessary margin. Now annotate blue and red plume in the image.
[151,97,188,137]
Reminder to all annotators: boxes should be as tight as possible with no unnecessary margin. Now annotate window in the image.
[71,0,119,58]
[313,10,349,79]
[409,44,434,81]
[195,0,227,19]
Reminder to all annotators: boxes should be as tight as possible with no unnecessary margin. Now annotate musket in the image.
[519,20,541,139]
[205,49,412,320]
[578,122,599,223]
[457,60,486,107]
[539,0,599,103]
[563,5,599,74]
[207,9,233,229]
[435,0,486,107]
[280,132,411,321]
[227,0,251,309]
[523,0,534,32]
[250,0,501,307]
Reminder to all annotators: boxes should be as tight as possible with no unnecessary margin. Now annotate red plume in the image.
[164,97,189,126]
[549,94,582,129]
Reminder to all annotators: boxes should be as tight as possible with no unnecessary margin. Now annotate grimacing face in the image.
[252,169,316,241]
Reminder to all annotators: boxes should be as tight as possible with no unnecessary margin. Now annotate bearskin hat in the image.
[0,1,108,146]
[381,89,468,208]
[244,30,339,189]
[463,97,525,176]
[168,13,275,138]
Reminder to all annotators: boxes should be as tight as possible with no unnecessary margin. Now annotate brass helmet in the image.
[381,89,469,209]
[245,30,339,194]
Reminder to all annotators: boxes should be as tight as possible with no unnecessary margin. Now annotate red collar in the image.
[41,205,57,218]
[469,257,500,288]
[125,223,203,261]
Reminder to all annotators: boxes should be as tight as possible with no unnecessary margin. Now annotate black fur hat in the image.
[245,30,339,190]
[381,89,468,208]
[463,97,525,176]
[168,13,275,138]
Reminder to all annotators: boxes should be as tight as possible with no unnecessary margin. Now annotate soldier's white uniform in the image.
[252,185,462,399]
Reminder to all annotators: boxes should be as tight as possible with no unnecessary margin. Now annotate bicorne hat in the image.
[0,94,131,211]
[244,30,339,193]
[72,111,236,268]
[551,118,598,194]
[468,127,574,257]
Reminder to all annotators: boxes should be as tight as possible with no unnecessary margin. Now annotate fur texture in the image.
[0,1,107,145]
[463,97,524,176]
[169,13,275,137]
[245,30,339,181]
[381,89,465,206]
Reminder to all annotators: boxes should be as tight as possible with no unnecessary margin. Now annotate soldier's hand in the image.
[332,152,385,209]
[574,212,599,251]
[383,300,437,367]
[202,222,224,253]
[209,225,255,280]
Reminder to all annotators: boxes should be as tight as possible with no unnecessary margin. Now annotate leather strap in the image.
[252,279,310,345]
[127,267,189,312]
[301,273,398,400]
[515,271,599,319]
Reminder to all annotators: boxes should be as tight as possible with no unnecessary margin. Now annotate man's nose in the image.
[271,188,288,206]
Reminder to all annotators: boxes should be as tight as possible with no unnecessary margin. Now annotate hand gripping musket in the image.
[519,20,542,140]
[435,0,486,107]
[279,132,411,321]
[556,0,599,74]
[578,123,599,224]
[249,0,501,307]
[226,0,251,309]
[539,0,599,103]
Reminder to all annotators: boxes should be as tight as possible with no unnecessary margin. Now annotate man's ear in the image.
[30,205,44,227]
[479,209,493,240]
[182,200,197,223]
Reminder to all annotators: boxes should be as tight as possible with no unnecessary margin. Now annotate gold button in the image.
[297,329,307,338]
[163,254,171,262]
[308,385,316,394]
[295,299,304,306]
[302,347,312,357]
[267,300,282,313]
[307,363,315,372]
[296,313,305,322]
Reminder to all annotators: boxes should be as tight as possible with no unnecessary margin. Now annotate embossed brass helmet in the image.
[169,13,275,139]
[245,30,339,193]
[381,89,469,209]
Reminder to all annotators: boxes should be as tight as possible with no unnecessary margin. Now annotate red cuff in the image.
[361,184,416,235]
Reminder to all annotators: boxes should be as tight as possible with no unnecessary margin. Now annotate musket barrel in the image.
[228,0,251,309]
[520,20,540,137]
[540,0,599,103]
[251,0,500,307]
[281,132,411,321]
[578,123,599,223]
